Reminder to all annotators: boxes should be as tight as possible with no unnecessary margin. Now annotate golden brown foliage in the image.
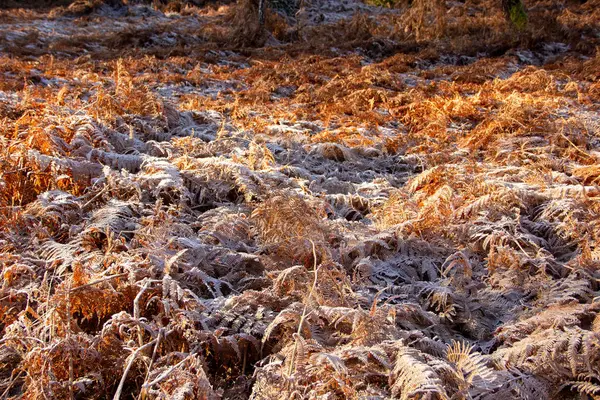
[0,0,600,399]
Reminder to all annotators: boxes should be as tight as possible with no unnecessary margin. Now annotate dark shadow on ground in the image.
[0,0,74,9]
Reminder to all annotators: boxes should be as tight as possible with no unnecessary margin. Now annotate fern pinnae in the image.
[568,329,582,377]
[390,344,449,400]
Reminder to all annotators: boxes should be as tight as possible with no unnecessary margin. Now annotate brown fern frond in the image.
[390,344,449,400]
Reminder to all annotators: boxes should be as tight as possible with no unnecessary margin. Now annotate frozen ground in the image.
[0,0,600,398]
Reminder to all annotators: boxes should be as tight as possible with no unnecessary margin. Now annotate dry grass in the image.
[0,0,600,398]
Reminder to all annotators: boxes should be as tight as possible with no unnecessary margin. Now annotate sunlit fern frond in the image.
[446,340,501,391]
[390,344,449,400]
[251,191,327,246]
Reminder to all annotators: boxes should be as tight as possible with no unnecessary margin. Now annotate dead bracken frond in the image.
[1,0,600,398]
